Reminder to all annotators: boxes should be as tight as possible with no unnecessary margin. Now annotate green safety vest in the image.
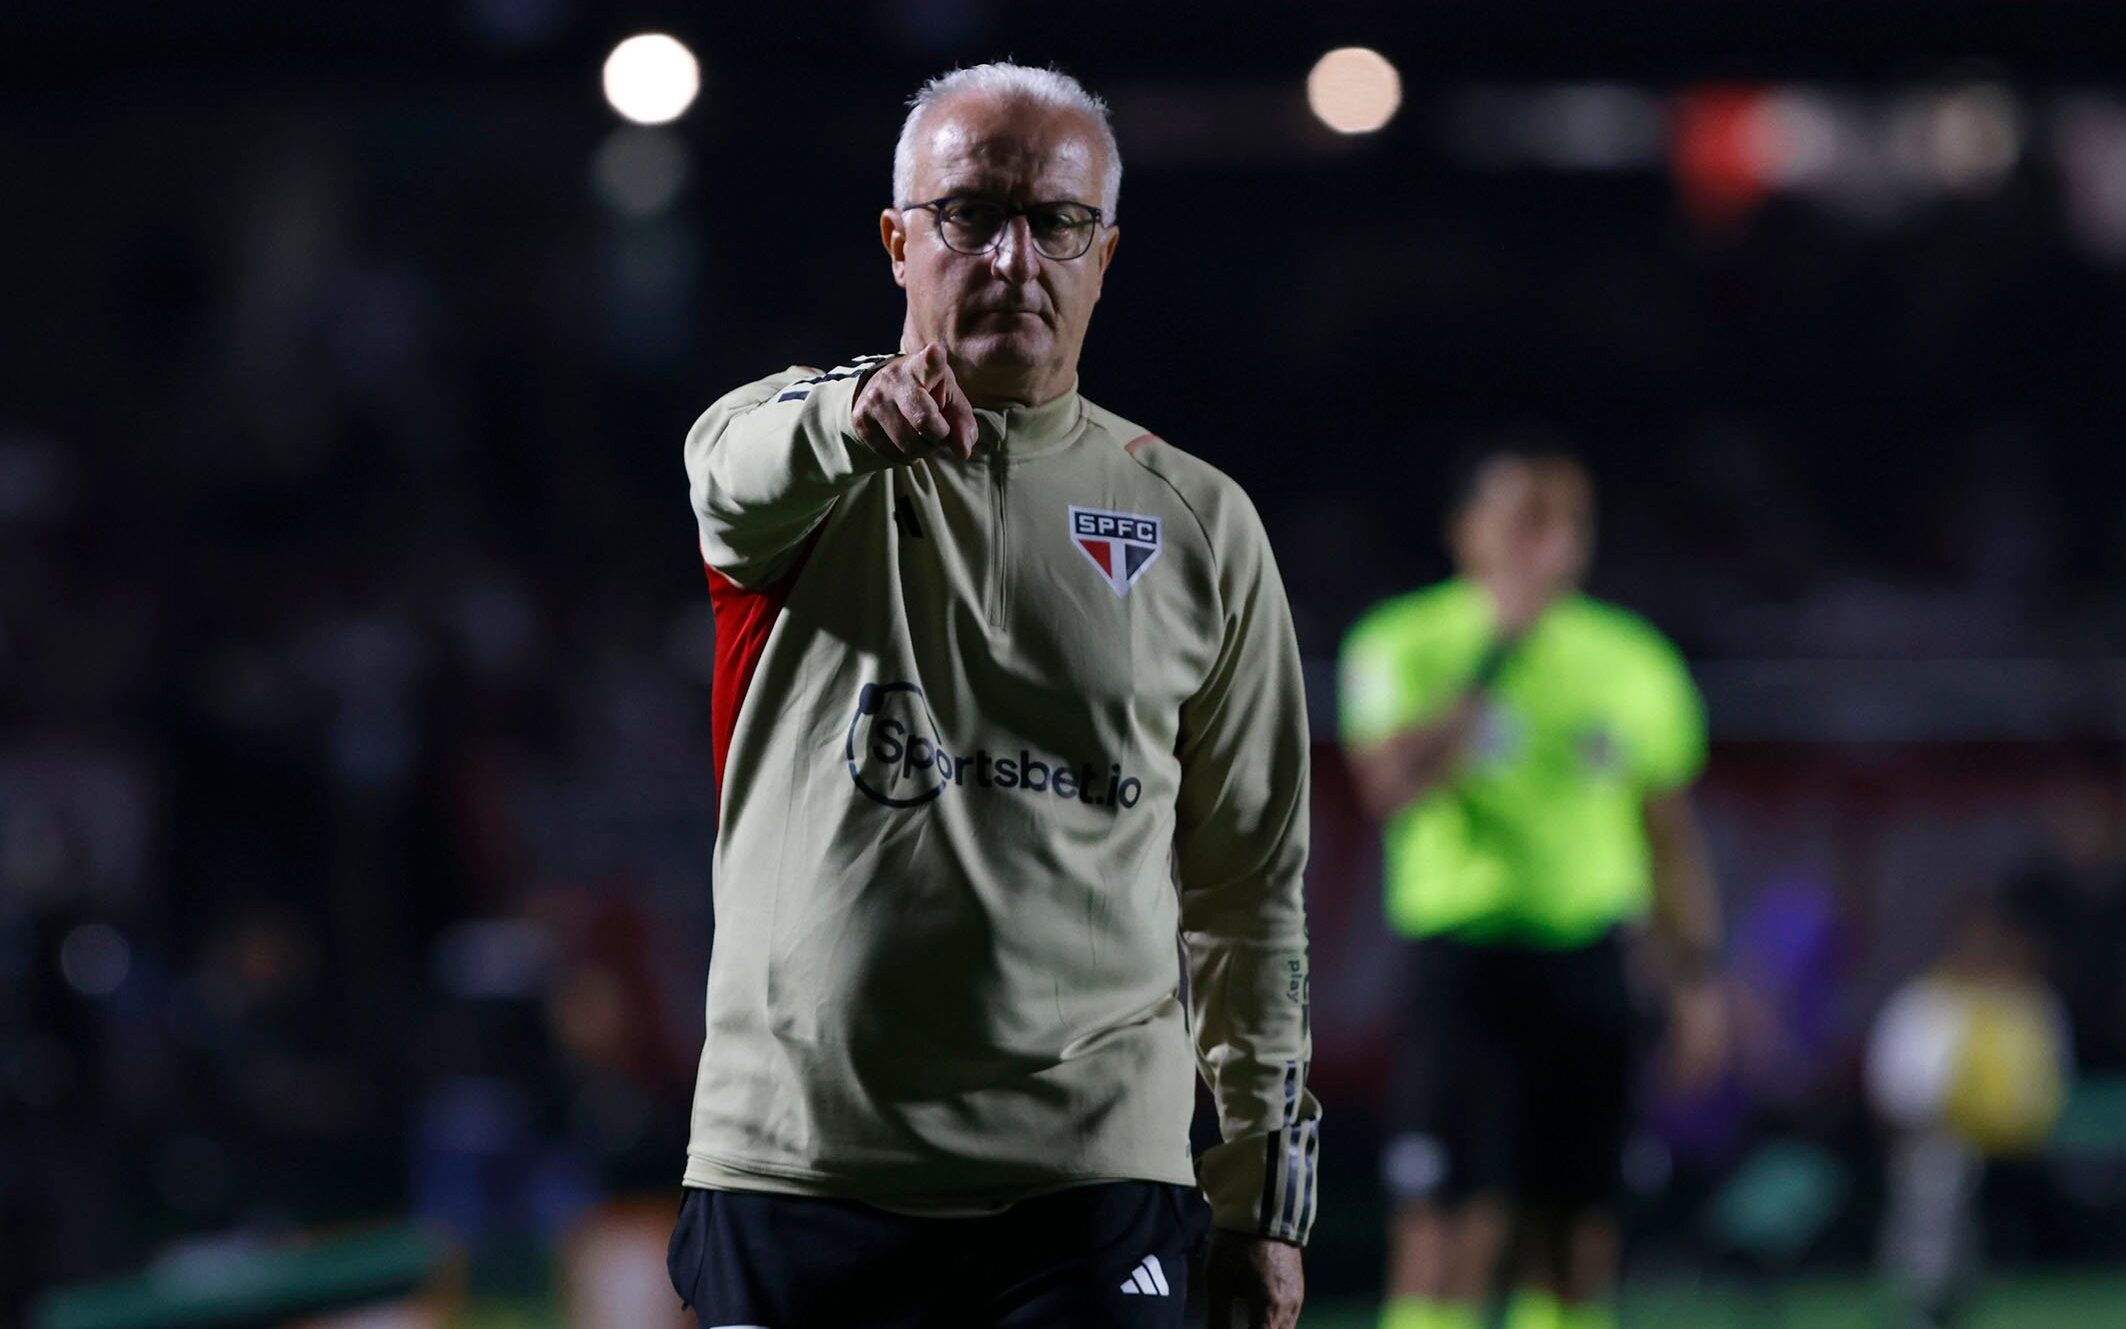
[1340,578,1706,946]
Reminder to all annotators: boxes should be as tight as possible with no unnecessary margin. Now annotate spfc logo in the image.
[1068,505,1162,598]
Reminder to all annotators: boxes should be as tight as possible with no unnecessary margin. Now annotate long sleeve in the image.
[1175,495,1320,1244]
[685,358,894,586]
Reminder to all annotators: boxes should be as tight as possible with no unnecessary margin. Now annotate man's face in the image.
[1452,459,1595,596]
[882,93,1119,407]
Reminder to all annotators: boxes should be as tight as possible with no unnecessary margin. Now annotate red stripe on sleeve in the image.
[703,524,829,814]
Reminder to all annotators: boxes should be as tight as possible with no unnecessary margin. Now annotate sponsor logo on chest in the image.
[1068,505,1162,598]
[845,682,1143,811]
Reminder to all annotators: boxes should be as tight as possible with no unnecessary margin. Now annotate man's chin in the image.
[953,329,1051,366]
[950,332,1057,392]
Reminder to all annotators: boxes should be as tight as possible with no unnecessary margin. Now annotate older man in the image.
[667,64,1317,1328]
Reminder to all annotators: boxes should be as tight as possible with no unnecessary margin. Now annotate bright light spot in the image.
[1382,1133,1448,1196]
[60,923,131,997]
[593,128,692,216]
[1307,47,1402,135]
[602,33,700,126]
[1928,84,2023,195]
[1753,90,1846,187]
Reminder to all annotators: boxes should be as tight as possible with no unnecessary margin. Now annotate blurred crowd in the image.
[5,51,2126,1315]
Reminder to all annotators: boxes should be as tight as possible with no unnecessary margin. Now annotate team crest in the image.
[1068,505,1162,598]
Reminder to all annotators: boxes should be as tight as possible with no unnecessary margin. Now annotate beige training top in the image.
[681,357,1320,1242]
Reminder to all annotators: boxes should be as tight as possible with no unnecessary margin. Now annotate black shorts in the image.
[1383,929,1636,1211]
[666,1181,1208,1328]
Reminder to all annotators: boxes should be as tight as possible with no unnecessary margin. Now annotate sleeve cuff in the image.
[786,365,901,496]
[1195,1101,1322,1245]
[811,368,870,460]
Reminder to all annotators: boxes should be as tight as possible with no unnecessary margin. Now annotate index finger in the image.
[933,378,978,459]
[908,341,951,387]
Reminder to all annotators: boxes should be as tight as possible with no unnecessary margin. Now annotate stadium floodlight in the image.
[1307,47,1402,135]
[602,33,700,126]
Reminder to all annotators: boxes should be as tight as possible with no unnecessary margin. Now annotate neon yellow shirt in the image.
[1339,578,1705,946]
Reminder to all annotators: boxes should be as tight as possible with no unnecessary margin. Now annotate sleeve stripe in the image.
[1297,1118,1320,1237]
[789,354,896,388]
[1278,1132,1301,1233]
[1255,1061,1319,1241]
[1277,1119,1310,1235]
[1258,1061,1300,1232]
[1260,1130,1281,1234]
[791,368,866,386]
[1256,1115,1320,1242]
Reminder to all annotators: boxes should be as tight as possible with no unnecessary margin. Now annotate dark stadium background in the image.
[5,2,2124,1325]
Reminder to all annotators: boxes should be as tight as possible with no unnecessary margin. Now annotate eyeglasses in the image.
[899,196,1106,261]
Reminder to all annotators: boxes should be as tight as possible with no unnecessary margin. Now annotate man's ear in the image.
[881,209,909,288]
[1084,224,1120,305]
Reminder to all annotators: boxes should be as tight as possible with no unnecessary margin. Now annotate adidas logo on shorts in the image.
[1119,1254,1170,1297]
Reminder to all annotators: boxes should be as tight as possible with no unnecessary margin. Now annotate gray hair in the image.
[893,63,1122,218]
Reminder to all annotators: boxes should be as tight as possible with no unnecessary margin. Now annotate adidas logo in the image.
[1118,1254,1170,1297]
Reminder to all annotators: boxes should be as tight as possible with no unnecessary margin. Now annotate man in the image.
[1339,449,1725,1329]
[669,64,1316,1328]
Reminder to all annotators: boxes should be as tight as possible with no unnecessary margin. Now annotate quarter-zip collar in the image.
[971,380,1084,461]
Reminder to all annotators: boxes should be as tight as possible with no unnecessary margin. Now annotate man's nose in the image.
[987,216,1040,282]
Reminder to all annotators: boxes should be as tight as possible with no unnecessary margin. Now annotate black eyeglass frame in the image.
[897,195,1109,260]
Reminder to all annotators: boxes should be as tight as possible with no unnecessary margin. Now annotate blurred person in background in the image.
[1339,446,1727,1329]
[1866,900,2072,1329]
[669,63,1315,1329]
